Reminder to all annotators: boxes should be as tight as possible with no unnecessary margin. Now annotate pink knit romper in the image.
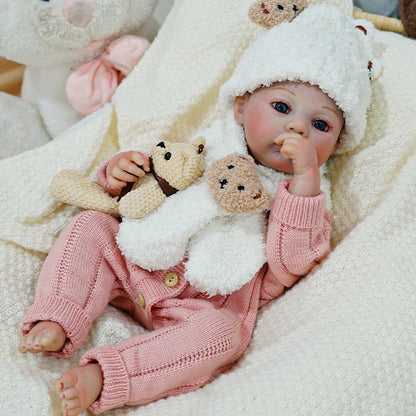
[20,179,330,414]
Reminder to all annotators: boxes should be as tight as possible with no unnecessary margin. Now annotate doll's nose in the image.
[286,118,308,137]
[63,0,94,28]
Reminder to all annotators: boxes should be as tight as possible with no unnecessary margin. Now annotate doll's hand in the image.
[275,134,320,197]
[106,151,150,195]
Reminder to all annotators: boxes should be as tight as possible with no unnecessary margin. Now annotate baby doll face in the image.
[234,81,344,173]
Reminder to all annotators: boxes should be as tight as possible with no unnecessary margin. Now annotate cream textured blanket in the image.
[1,0,416,414]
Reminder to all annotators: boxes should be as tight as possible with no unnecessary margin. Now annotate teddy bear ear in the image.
[353,19,381,81]
[190,136,206,153]
[236,154,255,164]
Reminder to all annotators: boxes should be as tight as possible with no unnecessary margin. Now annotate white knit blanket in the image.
[1,0,416,414]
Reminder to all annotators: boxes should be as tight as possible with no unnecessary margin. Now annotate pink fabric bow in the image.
[66,35,150,115]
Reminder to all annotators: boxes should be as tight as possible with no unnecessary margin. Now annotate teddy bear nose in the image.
[219,179,228,189]
[63,0,94,28]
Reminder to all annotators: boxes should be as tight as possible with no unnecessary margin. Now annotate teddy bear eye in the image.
[164,152,172,161]
[227,165,235,169]
[277,4,284,10]
[238,185,245,191]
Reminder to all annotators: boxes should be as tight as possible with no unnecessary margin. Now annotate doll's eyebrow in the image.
[322,106,339,115]
[273,86,295,95]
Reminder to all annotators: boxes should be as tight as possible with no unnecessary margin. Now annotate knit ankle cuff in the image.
[20,295,92,358]
[80,346,130,414]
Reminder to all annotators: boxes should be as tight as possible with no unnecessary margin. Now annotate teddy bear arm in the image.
[50,170,119,216]
[119,175,165,219]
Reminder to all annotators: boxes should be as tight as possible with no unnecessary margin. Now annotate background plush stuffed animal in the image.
[50,138,206,218]
[0,0,161,159]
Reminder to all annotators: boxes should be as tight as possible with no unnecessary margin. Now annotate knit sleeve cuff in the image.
[80,346,130,414]
[96,157,120,195]
[20,295,91,358]
[269,179,327,228]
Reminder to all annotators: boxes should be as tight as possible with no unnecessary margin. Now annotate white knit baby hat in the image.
[220,4,381,154]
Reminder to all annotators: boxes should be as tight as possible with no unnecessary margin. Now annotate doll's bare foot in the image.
[20,321,66,353]
[55,364,103,416]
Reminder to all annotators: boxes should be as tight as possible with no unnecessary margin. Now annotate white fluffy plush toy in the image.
[0,0,159,159]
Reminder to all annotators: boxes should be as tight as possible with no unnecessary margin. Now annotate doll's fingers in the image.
[107,174,127,191]
[279,141,297,159]
[130,152,150,172]
[274,136,285,146]
[117,159,146,179]
[274,132,300,145]
[110,165,137,182]
[108,152,131,169]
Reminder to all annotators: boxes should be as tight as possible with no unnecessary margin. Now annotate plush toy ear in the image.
[353,19,381,81]
[190,136,206,154]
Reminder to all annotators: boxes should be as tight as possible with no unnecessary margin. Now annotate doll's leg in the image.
[20,210,126,358]
[61,279,262,414]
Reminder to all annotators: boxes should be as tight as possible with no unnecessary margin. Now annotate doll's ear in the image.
[234,95,247,125]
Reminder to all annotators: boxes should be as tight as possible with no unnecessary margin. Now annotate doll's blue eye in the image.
[313,120,329,132]
[273,102,289,114]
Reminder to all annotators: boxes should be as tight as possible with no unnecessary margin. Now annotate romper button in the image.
[165,272,179,287]
[137,294,146,308]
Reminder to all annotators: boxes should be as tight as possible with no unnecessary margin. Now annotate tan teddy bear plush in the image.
[50,137,206,219]
[206,153,271,214]
[249,0,309,28]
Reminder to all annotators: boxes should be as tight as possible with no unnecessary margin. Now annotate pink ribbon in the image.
[66,35,150,115]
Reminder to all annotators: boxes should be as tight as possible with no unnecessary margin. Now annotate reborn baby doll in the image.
[20,5,379,415]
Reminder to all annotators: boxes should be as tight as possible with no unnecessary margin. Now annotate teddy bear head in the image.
[152,137,206,191]
[206,153,271,214]
[249,0,309,28]
[0,0,157,67]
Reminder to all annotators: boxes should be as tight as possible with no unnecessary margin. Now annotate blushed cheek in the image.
[245,113,273,142]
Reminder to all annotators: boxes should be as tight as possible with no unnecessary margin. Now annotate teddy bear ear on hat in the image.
[249,0,309,28]
[353,19,382,82]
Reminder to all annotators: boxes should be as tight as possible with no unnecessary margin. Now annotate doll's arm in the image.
[266,179,331,288]
[97,151,150,196]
